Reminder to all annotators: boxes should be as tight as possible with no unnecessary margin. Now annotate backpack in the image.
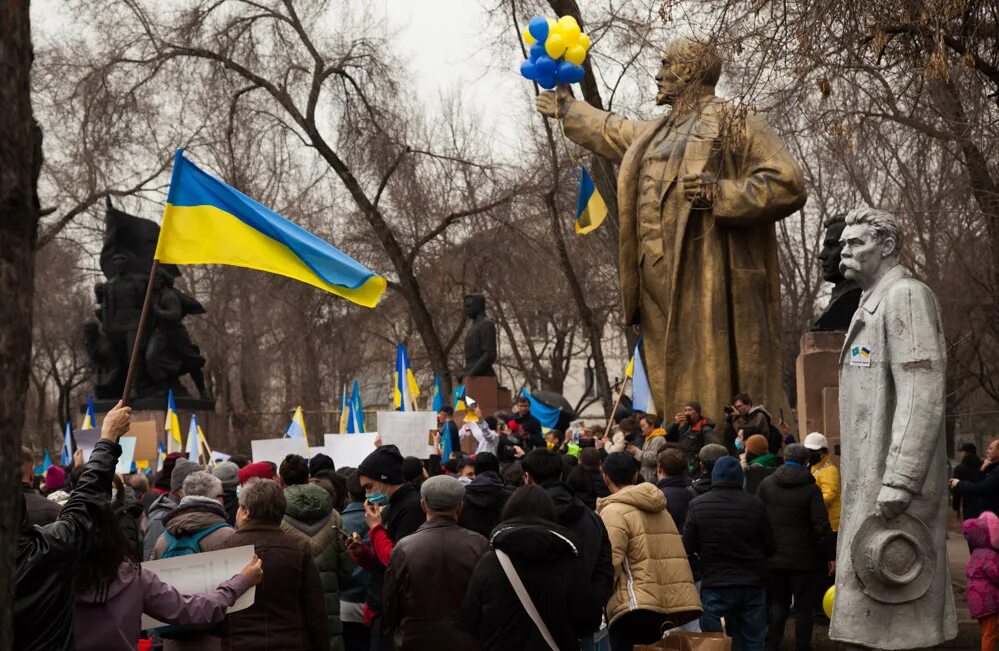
[161,521,229,558]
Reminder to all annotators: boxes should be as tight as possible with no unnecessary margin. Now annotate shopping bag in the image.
[636,631,732,651]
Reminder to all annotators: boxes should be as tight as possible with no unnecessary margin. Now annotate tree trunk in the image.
[0,1,43,644]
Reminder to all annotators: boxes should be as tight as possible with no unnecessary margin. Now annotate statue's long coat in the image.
[562,97,806,420]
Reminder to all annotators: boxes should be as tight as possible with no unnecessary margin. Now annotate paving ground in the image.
[779,531,979,650]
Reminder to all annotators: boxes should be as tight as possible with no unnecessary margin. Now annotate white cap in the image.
[803,432,828,451]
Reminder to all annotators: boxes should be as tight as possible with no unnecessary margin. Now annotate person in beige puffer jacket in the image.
[597,452,702,650]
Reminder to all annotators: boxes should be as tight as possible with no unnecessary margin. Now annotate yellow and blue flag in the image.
[339,385,349,433]
[520,389,561,429]
[61,421,74,465]
[35,448,53,475]
[453,385,467,413]
[154,151,386,307]
[165,389,183,453]
[347,380,365,433]
[81,395,97,431]
[186,413,206,462]
[575,166,608,235]
[392,343,421,412]
[431,375,446,412]
[630,338,656,415]
[156,440,167,472]
[286,405,308,439]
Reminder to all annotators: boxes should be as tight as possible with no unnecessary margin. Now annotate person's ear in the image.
[455,501,464,519]
[420,499,428,515]
[523,472,533,485]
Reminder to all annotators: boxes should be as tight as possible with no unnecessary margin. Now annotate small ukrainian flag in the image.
[575,166,608,235]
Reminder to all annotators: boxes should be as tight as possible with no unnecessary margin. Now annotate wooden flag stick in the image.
[120,259,160,406]
[604,374,631,434]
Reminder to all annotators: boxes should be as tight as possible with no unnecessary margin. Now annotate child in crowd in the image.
[963,511,999,651]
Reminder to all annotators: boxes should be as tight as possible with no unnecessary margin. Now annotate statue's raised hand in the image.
[536,86,574,118]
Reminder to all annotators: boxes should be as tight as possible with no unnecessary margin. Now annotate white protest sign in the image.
[140,545,256,629]
[77,428,100,462]
[309,446,330,458]
[251,437,311,465]
[210,450,231,465]
[115,437,137,474]
[323,433,379,468]
[375,411,438,458]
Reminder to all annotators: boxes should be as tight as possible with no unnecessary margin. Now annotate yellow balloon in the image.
[558,15,579,29]
[547,18,557,32]
[565,45,586,65]
[523,27,535,45]
[545,33,567,59]
[578,33,591,51]
[560,23,581,46]
[822,586,835,619]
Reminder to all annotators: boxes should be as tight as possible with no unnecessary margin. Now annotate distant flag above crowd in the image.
[165,389,183,453]
[453,385,467,412]
[156,440,166,472]
[520,389,561,430]
[61,420,74,465]
[186,413,206,462]
[81,395,97,431]
[285,405,308,439]
[347,380,365,433]
[575,166,608,235]
[392,343,421,412]
[431,375,446,412]
[628,338,656,415]
[35,448,52,475]
[339,385,350,433]
[154,150,386,308]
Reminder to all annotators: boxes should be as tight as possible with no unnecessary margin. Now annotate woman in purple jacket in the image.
[74,497,263,650]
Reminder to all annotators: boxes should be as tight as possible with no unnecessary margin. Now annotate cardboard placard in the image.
[375,411,438,458]
[115,437,137,474]
[250,437,311,465]
[323,433,379,468]
[128,420,160,464]
[140,545,256,629]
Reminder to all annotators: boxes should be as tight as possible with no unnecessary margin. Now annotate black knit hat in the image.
[309,453,335,476]
[357,444,404,484]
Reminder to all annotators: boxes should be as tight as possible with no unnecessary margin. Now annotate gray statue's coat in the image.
[831,264,957,648]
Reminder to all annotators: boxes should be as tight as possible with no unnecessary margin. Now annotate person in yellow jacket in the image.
[597,452,702,649]
[804,432,841,532]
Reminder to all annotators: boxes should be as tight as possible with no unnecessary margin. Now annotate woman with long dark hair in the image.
[74,499,262,651]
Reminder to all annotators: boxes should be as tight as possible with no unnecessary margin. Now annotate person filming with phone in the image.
[346,445,426,651]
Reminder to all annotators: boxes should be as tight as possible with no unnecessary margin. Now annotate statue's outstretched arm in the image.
[561,100,650,164]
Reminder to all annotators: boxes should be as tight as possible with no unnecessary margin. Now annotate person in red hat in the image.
[238,461,277,485]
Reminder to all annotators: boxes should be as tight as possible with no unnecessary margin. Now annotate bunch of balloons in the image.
[519,15,591,89]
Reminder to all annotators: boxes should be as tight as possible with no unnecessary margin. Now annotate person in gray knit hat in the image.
[384,475,489,649]
[142,459,201,560]
[212,461,241,525]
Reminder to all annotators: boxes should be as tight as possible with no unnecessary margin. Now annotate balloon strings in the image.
[553,98,582,183]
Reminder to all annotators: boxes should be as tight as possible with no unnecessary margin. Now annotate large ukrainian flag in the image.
[155,151,385,307]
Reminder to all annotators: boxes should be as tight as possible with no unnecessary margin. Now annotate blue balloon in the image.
[520,60,538,81]
[535,55,556,78]
[555,61,585,84]
[529,42,545,63]
[537,73,557,90]
[528,16,549,42]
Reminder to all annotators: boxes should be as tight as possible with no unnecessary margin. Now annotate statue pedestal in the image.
[796,331,844,460]
[462,376,511,419]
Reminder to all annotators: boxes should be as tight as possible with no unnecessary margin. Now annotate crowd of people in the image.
[17,392,849,651]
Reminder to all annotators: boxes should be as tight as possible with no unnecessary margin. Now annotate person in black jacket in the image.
[683,456,776,651]
[689,443,730,497]
[15,401,131,651]
[521,448,615,640]
[567,447,610,510]
[756,444,835,651]
[655,447,693,531]
[951,438,999,518]
[20,447,62,526]
[459,452,511,537]
[350,444,426,651]
[462,485,592,651]
[952,441,987,520]
[512,396,546,450]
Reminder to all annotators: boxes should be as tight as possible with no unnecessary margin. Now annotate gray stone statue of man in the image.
[832,207,957,649]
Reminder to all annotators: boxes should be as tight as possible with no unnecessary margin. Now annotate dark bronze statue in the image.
[461,293,497,378]
[812,214,862,331]
[145,271,209,399]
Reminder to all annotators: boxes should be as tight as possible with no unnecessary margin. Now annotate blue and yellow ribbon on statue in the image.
[154,150,385,308]
[575,165,607,235]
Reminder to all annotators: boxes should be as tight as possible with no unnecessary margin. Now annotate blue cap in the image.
[711,455,744,485]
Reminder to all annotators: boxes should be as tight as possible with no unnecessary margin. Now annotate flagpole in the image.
[121,258,160,406]
[604,375,630,434]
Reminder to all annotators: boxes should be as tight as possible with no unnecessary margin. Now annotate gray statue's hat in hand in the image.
[851,512,935,604]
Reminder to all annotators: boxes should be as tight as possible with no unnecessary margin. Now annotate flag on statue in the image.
[431,375,446,412]
[81,395,97,431]
[165,389,183,453]
[61,420,74,465]
[629,338,656,415]
[286,405,307,439]
[347,380,365,433]
[392,343,421,412]
[186,413,206,462]
[338,385,349,433]
[575,166,608,235]
[154,150,386,307]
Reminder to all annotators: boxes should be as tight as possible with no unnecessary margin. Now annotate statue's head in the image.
[464,293,486,319]
[655,37,722,106]
[839,207,902,290]
[819,214,848,283]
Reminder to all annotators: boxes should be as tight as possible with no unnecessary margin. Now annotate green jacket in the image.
[749,452,779,468]
[282,483,355,651]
